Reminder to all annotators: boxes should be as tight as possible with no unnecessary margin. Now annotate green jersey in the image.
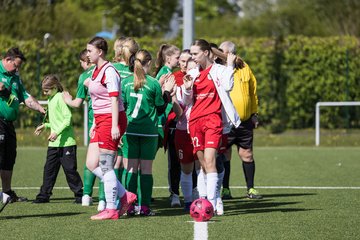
[113,62,133,79]
[122,75,164,136]
[0,61,29,121]
[155,65,173,138]
[76,66,94,126]
[155,65,172,80]
[44,92,76,147]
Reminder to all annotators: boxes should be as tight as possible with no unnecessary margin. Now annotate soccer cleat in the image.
[0,192,10,213]
[126,204,136,216]
[139,205,155,216]
[7,190,28,203]
[184,202,192,213]
[221,188,233,200]
[118,192,137,217]
[32,198,50,204]
[216,199,224,216]
[90,209,119,220]
[247,188,263,199]
[170,194,181,207]
[97,200,106,212]
[81,195,92,206]
[74,197,82,204]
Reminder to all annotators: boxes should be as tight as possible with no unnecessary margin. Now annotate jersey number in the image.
[130,92,143,118]
[192,137,200,147]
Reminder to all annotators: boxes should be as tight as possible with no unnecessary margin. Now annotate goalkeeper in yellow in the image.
[219,41,262,200]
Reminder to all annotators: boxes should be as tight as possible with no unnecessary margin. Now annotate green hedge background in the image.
[1,35,359,132]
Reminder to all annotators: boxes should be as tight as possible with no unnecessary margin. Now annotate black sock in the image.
[223,161,231,189]
[242,161,255,190]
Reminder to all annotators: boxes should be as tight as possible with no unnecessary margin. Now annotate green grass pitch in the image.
[1,146,359,240]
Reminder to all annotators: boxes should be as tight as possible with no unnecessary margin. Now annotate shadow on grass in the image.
[149,192,318,217]
[1,212,83,220]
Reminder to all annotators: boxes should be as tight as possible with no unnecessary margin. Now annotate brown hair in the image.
[78,49,89,63]
[132,50,152,92]
[41,74,64,92]
[119,37,140,65]
[88,36,108,55]
[154,43,179,76]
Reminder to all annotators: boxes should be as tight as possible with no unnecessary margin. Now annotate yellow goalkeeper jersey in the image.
[230,63,258,121]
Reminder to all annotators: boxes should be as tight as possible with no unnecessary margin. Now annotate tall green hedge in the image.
[1,35,359,132]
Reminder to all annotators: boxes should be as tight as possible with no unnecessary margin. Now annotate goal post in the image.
[315,101,360,146]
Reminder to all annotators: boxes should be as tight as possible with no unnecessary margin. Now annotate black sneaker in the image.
[74,197,82,204]
[32,198,50,204]
[6,190,28,203]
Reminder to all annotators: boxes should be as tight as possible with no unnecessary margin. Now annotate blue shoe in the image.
[184,202,192,213]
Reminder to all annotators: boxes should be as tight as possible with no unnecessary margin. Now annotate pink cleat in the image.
[90,209,119,220]
[118,192,137,217]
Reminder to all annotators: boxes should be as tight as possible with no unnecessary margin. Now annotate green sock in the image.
[83,165,96,196]
[114,168,119,179]
[126,171,138,195]
[119,167,124,184]
[137,171,142,206]
[122,169,128,188]
[140,174,153,207]
[98,180,105,201]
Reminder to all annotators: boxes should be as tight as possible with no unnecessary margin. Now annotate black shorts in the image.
[227,118,254,150]
[0,118,17,170]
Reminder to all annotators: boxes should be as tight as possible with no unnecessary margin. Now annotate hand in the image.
[34,124,45,136]
[89,124,95,139]
[62,91,73,104]
[183,74,193,90]
[48,132,58,142]
[251,114,259,128]
[0,82,4,90]
[159,73,171,87]
[111,126,120,141]
[163,75,175,93]
[226,53,236,67]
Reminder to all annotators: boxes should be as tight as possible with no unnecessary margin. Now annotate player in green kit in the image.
[63,49,104,208]
[154,44,182,207]
[122,50,175,216]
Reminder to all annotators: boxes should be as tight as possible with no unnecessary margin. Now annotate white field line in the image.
[194,222,208,240]
[9,186,360,190]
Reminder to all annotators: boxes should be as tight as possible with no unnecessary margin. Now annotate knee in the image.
[99,153,115,174]
[239,150,253,163]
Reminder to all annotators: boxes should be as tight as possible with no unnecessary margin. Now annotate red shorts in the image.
[175,129,196,164]
[188,113,223,154]
[218,134,228,154]
[90,111,127,151]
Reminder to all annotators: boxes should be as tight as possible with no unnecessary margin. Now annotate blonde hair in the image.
[42,74,64,92]
[154,43,179,76]
[133,50,152,92]
[114,37,139,65]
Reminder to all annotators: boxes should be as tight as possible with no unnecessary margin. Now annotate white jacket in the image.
[182,63,241,131]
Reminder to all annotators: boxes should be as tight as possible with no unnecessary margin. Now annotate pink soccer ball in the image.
[190,198,214,222]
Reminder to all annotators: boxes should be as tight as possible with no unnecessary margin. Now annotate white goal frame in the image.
[315,101,360,146]
[38,100,89,146]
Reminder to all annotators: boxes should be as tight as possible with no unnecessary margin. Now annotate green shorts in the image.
[122,134,158,160]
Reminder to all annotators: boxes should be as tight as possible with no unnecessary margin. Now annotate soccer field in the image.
[1,146,359,240]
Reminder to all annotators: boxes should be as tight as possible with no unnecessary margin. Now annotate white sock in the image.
[92,167,103,181]
[180,171,193,203]
[217,170,224,199]
[197,169,207,198]
[103,170,117,209]
[206,172,218,209]
[117,179,126,198]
